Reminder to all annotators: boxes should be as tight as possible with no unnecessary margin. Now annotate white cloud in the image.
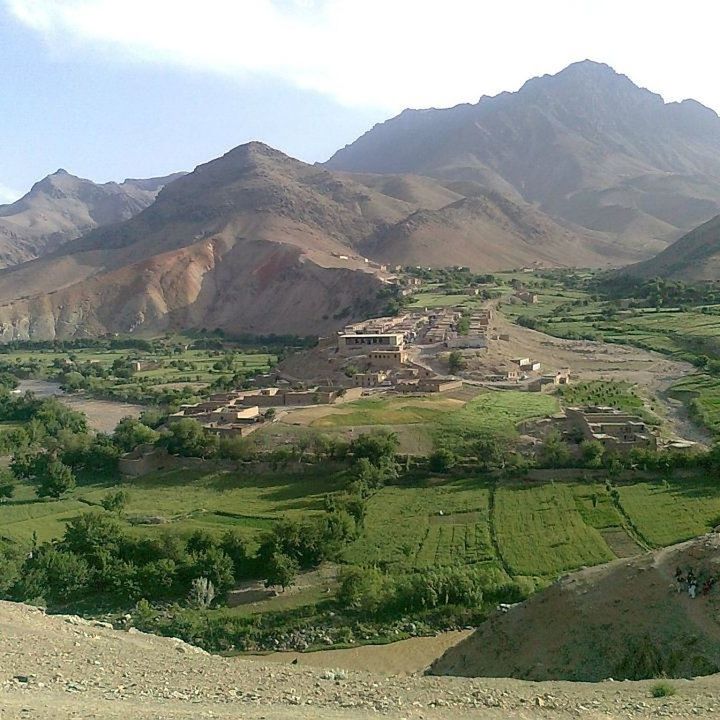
[7,0,720,113]
[0,183,21,204]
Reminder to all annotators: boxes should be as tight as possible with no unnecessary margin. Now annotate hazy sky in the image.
[3,0,720,203]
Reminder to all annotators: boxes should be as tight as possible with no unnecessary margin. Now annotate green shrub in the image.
[651,681,677,698]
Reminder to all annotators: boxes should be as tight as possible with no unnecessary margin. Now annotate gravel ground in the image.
[2,602,720,719]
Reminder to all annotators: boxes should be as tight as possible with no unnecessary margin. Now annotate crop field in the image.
[6,465,720,584]
[309,396,465,428]
[671,374,720,434]
[344,479,496,569]
[493,483,617,577]
[407,292,475,308]
[617,479,720,547]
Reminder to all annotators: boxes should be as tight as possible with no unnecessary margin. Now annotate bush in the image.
[429,448,456,473]
[651,681,677,698]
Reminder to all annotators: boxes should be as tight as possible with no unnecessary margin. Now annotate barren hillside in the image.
[327,60,720,258]
[430,534,720,682]
[0,170,183,267]
[0,143,400,340]
[623,214,720,282]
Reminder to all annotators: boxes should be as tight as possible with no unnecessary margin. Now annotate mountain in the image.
[0,170,185,267]
[327,60,720,259]
[0,143,411,341]
[621,214,720,282]
[362,189,628,269]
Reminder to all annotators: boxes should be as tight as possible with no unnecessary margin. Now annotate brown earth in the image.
[4,601,720,719]
[430,534,720,682]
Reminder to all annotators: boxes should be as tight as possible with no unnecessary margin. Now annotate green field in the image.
[344,478,495,569]
[494,483,616,576]
[617,478,720,547]
[310,396,462,428]
[5,463,720,585]
[434,391,559,452]
[0,466,347,547]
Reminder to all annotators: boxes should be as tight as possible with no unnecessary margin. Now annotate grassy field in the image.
[434,391,559,452]
[617,478,720,547]
[5,464,720,586]
[0,466,347,548]
[309,396,464,429]
[494,483,617,577]
[344,478,495,569]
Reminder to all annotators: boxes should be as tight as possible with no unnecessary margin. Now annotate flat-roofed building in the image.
[338,332,405,355]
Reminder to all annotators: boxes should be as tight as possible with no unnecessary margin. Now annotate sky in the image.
[2,0,720,203]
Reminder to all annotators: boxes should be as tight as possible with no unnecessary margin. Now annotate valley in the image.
[4,52,720,718]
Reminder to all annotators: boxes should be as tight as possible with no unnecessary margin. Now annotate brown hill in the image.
[0,170,183,267]
[327,60,720,259]
[362,191,631,269]
[429,533,720,682]
[622,214,720,282]
[0,143,407,341]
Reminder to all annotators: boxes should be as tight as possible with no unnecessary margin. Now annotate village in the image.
[165,273,680,456]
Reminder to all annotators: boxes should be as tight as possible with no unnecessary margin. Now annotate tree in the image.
[36,459,76,499]
[538,430,571,468]
[429,448,456,473]
[580,439,605,468]
[0,469,15,501]
[113,417,159,452]
[189,577,216,608]
[349,431,399,464]
[62,512,125,562]
[448,350,466,374]
[100,489,130,514]
[159,419,215,458]
[265,552,298,592]
[472,431,517,469]
[190,547,234,593]
[17,547,89,602]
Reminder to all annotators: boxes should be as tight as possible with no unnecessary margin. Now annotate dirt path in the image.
[246,631,471,675]
[16,379,144,433]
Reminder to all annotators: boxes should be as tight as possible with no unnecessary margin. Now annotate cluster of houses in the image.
[169,386,346,436]
[337,312,466,395]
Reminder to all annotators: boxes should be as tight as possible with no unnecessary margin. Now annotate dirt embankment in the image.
[3,600,720,719]
[430,534,720,682]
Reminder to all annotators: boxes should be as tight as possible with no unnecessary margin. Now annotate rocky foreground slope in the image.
[2,601,720,719]
[431,534,720,682]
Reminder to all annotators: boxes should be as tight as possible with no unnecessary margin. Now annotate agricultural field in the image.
[267,390,559,457]
[670,374,720,434]
[434,391,559,453]
[493,483,618,577]
[616,478,720,547]
[343,479,495,569]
